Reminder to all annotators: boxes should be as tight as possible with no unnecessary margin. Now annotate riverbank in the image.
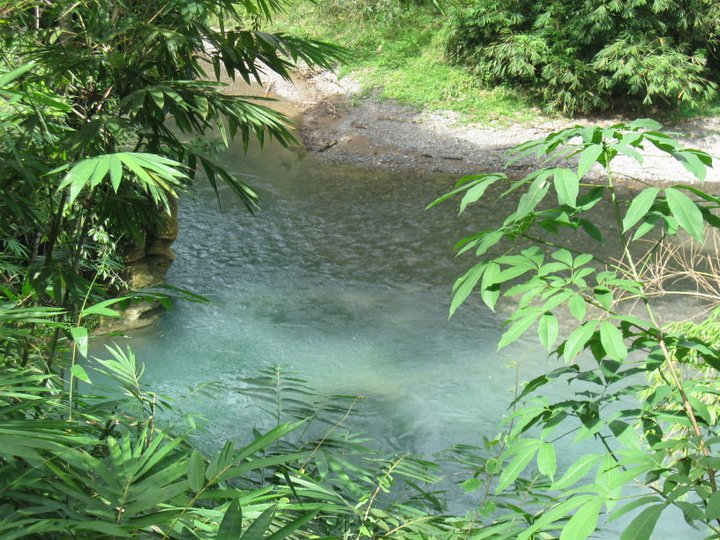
[258,68,720,184]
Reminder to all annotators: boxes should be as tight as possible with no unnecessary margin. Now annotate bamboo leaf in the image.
[188,451,205,492]
[217,500,242,540]
[109,155,123,192]
[266,510,319,540]
[70,364,91,384]
[70,326,88,358]
[242,505,276,540]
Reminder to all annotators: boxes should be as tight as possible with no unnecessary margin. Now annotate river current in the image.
[125,139,547,451]
[117,137,700,537]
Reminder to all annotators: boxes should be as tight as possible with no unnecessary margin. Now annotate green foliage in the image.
[0,303,466,539]
[446,0,720,113]
[435,119,720,537]
[270,0,542,124]
[0,0,346,323]
[234,366,460,538]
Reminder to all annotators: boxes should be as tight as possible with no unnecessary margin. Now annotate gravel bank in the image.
[261,69,720,184]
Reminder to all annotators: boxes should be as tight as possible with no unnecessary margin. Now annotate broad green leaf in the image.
[628,118,662,130]
[687,395,712,424]
[537,442,556,480]
[577,144,603,178]
[217,500,242,540]
[516,174,550,219]
[665,187,704,242]
[70,364,91,384]
[517,496,592,540]
[608,496,663,523]
[619,503,664,540]
[512,365,579,405]
[563,321,597,362]
[459,177,501,213]
[498,313,539,349]
[462,477,483,492]
[538,313,559,351]
[705,491,720,520]
[188,450,205,492]
[573,253,593,267]
[579,219,602,241]
[70,326,88,358]
[568,295,586,320]
[560,498,604,540]
[496,440,541,493]
[600,321,627,361]
[623,188,659,232]
[449,264,485,317]
[550,454,602,491]
[674,150,708,182]
[554,168,579,207]
[551,249,573,267]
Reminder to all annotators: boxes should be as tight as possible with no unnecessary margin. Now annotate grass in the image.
[270,0,551,126]
[270,0,720,127]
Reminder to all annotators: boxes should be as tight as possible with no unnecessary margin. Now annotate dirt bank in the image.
[260,69,720,184]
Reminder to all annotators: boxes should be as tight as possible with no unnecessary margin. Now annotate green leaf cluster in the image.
[435,119,720,538]
[445,0,720,113]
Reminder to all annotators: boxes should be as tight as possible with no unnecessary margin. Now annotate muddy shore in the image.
[258,69,720,184]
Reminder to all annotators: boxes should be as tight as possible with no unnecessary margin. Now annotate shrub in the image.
[445,0,720,114]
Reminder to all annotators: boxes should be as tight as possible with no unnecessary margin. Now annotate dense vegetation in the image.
[0,1,453,537]
[3,0,720,539]
[274,0,720,118]
[446,0,720,113]
[435,120,720,538]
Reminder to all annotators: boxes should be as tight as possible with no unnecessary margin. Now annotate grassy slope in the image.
[271,0,720,126]
[270,0,550,125]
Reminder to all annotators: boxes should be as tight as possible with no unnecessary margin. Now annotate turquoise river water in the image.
[111,138,700,537]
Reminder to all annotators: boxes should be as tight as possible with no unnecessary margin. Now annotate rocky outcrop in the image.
[96,199,179,334]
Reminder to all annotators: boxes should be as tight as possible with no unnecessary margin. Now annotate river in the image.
[116,135,703,537]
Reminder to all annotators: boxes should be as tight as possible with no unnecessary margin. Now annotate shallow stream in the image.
[116,137,704,537]
[124,139,548,452]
